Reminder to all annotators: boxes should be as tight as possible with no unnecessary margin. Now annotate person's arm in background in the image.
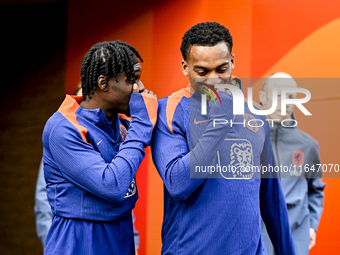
[306,142,326,250]
[260,119,296,255]
[34,160,53,247]
[132,210,139,254]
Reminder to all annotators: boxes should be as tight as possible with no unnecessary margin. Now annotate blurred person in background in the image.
[259,72,325,255]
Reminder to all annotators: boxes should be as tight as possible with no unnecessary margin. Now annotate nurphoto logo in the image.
[200,84,311,128]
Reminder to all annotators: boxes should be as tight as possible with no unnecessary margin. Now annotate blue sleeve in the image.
[46,93,157,202]
[151,92,234,201]
[34,159,53,246]
[306,142,325,231]
[260,120,296,255]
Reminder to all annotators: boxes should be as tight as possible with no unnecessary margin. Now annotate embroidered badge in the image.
[217,139,254,180]
[292,150,304,167]
[119,125,128,142]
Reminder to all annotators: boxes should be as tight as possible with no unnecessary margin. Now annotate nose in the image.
[137,80,145,93]
[205,72,221,86]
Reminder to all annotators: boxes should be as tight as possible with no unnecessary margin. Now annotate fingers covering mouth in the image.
[197,82,222,106]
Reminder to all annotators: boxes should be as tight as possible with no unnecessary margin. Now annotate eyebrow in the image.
[193,61,229,69]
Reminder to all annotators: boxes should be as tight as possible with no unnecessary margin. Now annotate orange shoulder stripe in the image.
[141,93,158,127]
[243,97,272,120]
[58,95,88,143]
[118,113,132,122]
[251,100,264,111]
[166,85,190,134]
[243,97,264,111]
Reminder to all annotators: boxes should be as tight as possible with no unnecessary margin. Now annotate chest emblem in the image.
[120,125,128,142]
[218,139,255,180]
[292,150,304,167]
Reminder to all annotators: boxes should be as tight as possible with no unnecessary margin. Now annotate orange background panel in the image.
[65,1,340,254]
[260,17,340,79]
[251,0,340,77]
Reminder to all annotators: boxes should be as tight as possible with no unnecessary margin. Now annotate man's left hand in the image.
[309,228,316,250]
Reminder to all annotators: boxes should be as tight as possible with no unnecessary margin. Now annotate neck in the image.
[79,97,118,122]
[103,110,118,122]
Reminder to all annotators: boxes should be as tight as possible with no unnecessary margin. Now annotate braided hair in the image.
[180,22,233,61]
[80,40,143,100]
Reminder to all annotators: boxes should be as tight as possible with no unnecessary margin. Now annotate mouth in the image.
[197,82,215,92]
[197,82,222,106]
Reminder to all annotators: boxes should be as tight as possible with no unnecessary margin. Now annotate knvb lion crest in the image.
[292,150,304,168]
[120,125,128,142]
[243,114,259,133]
[230,142,254,179]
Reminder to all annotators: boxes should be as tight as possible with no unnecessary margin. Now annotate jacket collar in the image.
[60,95,120,129]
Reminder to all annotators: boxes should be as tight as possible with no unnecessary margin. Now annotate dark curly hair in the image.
[80,40,143,100]
[180,22,233,60]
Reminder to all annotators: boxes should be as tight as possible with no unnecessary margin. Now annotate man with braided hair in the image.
[42,41,157,255]
[151,22,295,254]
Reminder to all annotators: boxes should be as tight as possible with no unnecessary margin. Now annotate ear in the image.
[258,90,267,104]
[181,60,189,77]
[97,75,108,91]
[230,54,235,71]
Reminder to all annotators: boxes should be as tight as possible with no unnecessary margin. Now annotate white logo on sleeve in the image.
[125,179,137,198]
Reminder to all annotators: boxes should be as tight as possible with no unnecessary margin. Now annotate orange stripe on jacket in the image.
[141,93,158,127]
[166,85,191,134]
[118,113,132,122]
[58,95,88,143]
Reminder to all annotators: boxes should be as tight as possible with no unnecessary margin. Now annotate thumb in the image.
[132,83,139,94]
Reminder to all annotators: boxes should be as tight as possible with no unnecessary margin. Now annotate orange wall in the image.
[66,1,340,254]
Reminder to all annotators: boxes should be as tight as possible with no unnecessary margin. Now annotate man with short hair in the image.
[43,40,157,255]
[151,22,295,255]
[259,72,325,255]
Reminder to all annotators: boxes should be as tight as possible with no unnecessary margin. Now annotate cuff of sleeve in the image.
[310,219,319,231]
[119,140,145,152]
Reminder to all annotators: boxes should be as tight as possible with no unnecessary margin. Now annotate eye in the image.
[217,68,228,73]
[196,70,207,76]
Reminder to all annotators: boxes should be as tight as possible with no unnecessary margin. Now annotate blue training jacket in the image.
[151,79,296,255]
[42,93,157,255]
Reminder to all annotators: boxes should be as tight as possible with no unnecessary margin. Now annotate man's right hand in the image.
[142,89,157,99]
[124,91,158,148]
[208,91,234,120]
[132,83,157,99]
